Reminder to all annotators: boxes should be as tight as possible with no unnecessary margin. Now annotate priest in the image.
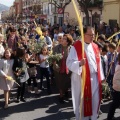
[66,26,105,120]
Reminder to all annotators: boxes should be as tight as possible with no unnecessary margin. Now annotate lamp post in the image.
[49,0,71,26]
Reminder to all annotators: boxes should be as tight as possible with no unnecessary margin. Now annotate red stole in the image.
[60,48,69,74]
[73,41,102,117]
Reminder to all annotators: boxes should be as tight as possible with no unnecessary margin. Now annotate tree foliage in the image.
[77,0,91,25]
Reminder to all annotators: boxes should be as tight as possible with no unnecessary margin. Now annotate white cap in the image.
[57,33,64,37]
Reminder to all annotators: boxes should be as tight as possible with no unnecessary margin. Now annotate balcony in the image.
[87,0,103,8]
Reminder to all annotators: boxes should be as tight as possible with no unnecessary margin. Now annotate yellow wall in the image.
[65,0,102,25]
[103,0,120,25]
[64,0,80,25]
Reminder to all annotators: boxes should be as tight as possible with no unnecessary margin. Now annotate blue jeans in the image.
[107,74,114,92]
[40,67,50,90]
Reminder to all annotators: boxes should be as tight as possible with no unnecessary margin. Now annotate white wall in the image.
[0,13,1,20]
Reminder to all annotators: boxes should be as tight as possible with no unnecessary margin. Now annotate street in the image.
[0,0,120,120]
[0,84,120,120]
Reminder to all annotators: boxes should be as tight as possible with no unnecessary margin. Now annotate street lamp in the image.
[49,0,71,26]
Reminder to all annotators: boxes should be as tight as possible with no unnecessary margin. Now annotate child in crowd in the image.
[107,53,120,120]
[26,48,39,94]
[12,47,29,102]
[0,48,15,108]
[39,45,51,94]
[101,45,109,77]
[97,34,106,45]
[107,43,118,93]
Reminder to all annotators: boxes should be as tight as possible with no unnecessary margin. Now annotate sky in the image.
[0,0,14,7]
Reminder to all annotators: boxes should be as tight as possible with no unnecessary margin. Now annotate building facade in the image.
[8,6,15,22]
[0,12,1,21]
[22,0,48,23]
[103,0,120,27]
[65,0,103,26]
[44,0,103,26]
[1,0,103,26]
[14,0,23,22]
[14,0,20,16]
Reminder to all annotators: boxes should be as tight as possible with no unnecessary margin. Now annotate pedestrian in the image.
[12,47,29,103]
[39,45,51,94]
[7,28,18,52]
[26,49,40,94]
[0,48,15,108]
[53,34,73,103]
[53,33,63,47]
[107,52,120,120]
[42,28,53,51]
[107,43,118,94]
[69,27,77,41]
[66,26,105,120]
[97,34,106,45]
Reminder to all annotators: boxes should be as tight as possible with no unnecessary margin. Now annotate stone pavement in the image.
[0,86,120,120]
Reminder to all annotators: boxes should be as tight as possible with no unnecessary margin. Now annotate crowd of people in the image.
[0,22,120,120]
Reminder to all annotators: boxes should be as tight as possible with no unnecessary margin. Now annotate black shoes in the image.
[59,97,64,104]
[47,90,52,95]
[20,98,26,102]
[40,87,45,90]
[16,99,20,103]
[16,97,26,103]
[64,91,69,98]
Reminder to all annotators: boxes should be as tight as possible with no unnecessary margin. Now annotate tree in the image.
[49,0,72,25]
[77,0,103,26]
[77,0,91,26]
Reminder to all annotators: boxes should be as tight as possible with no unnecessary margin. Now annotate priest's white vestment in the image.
[66,41,105,120]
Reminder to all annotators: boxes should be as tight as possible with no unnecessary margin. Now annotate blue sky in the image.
[0,0,14,7]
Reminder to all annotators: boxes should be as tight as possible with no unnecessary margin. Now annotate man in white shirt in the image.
[66,26,105,120]
[42,28,53,51]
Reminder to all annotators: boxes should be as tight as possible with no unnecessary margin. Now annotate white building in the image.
[0,12,1,20]
[42,1,55,25]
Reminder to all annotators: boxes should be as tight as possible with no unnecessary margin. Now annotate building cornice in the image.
[104,0,119,5]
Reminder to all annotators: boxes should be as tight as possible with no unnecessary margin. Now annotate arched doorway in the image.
[92,12,100,26]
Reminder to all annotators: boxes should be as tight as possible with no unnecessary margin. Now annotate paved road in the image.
[0,85,120,120]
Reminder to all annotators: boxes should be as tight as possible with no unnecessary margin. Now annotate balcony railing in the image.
[87,0,103,8]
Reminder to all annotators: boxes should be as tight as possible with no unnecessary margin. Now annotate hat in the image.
[57,33,64,37]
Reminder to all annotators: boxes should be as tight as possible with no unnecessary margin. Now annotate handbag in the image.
[27,67,37,77]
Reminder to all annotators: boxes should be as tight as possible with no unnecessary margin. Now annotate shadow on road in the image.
[0,85,75,120]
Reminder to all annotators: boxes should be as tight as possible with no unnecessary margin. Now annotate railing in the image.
[88,0,103,8]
